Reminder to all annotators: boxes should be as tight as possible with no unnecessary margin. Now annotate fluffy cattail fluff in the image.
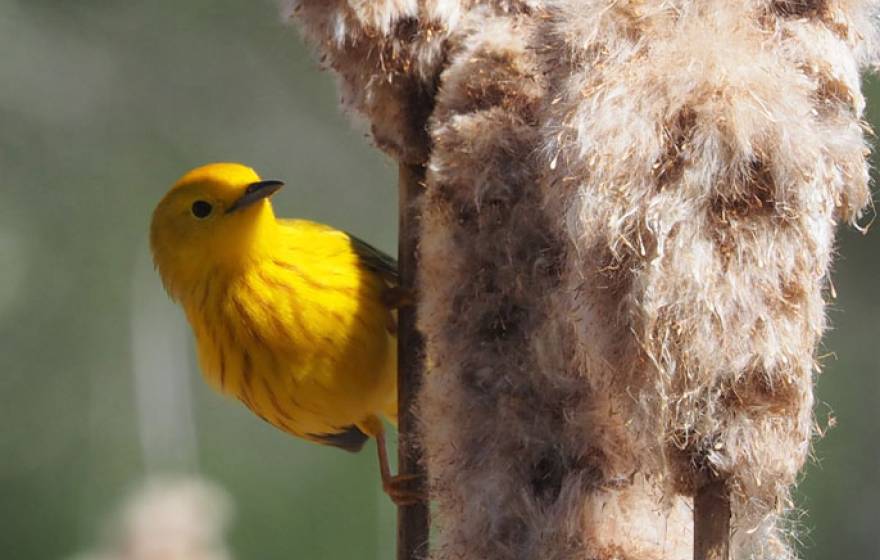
[288,1,878,558]
[285,1,540,162]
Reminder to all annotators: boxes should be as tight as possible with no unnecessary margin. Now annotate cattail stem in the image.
[397,162,429,560]
[694,478,731,560]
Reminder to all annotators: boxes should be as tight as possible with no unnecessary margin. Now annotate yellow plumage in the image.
[151,163,410,498]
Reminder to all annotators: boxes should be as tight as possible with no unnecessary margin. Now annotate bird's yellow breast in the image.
[182,219,396,438]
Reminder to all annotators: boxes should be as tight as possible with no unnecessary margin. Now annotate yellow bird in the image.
[150,162,412,502]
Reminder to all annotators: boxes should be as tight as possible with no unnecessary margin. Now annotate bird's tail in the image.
[308,425,369,453]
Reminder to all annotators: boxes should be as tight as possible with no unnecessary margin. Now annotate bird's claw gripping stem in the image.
[383,473,425,506]
[381,286,416,309]
[375,430,427,506]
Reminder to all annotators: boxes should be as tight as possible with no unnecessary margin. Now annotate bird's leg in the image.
[385,311,399,336]
[360,415,425,505]
[381,286,415,309]
[375,429,425,506]
[382,286,415,335]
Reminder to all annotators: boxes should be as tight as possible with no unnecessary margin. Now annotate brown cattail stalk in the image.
[287,2,878,559]
[695,479,731,560]
[398,161,430,560]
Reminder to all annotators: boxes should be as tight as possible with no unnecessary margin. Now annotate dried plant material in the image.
[539,1,877,557]
[289,1,878,558]
[285,1,539,162]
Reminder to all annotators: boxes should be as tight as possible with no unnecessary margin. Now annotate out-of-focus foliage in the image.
[0,1,874,559]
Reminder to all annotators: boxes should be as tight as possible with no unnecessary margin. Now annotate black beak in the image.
[226,180,284,214]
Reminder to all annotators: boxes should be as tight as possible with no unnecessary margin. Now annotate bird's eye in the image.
[191,200,213,219]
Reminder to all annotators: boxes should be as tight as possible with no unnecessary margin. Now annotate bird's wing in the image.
[347,232,399,285]
[280,219,398,284]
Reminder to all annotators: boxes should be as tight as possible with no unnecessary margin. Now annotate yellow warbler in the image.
[150,162,411,502]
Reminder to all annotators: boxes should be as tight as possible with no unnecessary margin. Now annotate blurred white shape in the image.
[0,219,27,320]
[130,243,199,472]
[69,477,234,560]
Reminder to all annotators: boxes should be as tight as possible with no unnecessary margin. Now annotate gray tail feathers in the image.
[309,425,369,453]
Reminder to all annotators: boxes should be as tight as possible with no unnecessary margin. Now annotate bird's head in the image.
[150,162,284,301]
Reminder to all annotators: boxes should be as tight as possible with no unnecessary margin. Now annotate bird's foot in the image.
[381,287,415,309]
[383,473,426,506]
[372,427,426,506]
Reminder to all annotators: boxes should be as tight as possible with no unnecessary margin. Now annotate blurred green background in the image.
[0,1,876,559]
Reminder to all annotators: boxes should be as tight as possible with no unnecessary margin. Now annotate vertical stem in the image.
[694,478,731,560]
[397,162,429,560]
